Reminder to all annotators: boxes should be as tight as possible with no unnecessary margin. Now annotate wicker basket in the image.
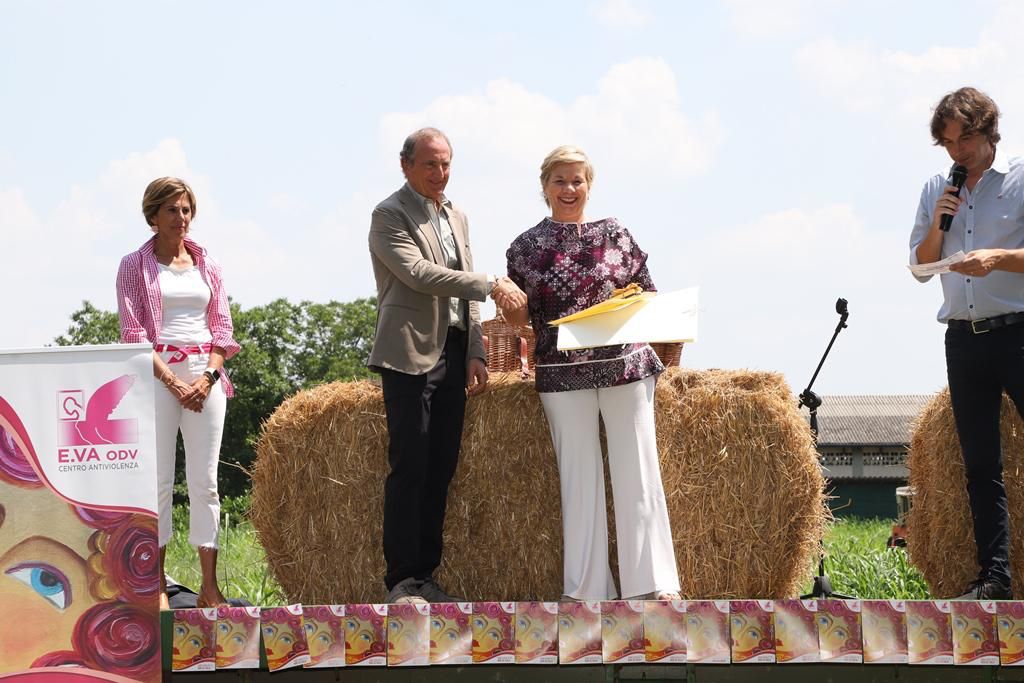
[482,315,682,374]
[650,342,683,367]
[481,314,536,376]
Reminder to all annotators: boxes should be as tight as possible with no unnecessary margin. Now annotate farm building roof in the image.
[808,394,936,447]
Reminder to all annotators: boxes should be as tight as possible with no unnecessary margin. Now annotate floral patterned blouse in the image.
[506,216,664,393]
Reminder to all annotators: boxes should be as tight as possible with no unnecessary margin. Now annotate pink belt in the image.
[153,343,213,364]
[152,342,235,398]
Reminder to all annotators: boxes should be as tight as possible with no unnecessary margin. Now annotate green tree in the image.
[219,298,302,496]
[54,301,120,346]
[293,297,377,387]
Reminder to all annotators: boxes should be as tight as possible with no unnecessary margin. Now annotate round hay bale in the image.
[250,368,827,603]
[906,389,1024,597]
[655,369,827,599]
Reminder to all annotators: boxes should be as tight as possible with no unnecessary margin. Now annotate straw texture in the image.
[906,389,1024,597]
[250,368,827,603]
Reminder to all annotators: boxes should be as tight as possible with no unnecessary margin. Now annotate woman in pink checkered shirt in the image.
[116,177,240,609]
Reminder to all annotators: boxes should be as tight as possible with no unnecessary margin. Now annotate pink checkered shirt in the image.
[116,236,240,397]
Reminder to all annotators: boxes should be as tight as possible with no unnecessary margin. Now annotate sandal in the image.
[629,590,682,601]
[196,592,230,609]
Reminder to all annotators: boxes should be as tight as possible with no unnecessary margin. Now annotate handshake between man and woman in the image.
[367,126,683,608]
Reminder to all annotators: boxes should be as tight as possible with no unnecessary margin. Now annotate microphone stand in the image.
[799,298,852,600]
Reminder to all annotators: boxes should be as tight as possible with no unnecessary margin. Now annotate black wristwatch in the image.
[202,368,221,385]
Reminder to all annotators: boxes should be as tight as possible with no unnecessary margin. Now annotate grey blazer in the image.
[367,184,489,374]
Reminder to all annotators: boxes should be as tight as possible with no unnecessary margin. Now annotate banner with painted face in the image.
[0,344,159,683]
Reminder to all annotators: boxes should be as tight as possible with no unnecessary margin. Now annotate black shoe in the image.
[417,577,461,603]
[955,577,1012,600]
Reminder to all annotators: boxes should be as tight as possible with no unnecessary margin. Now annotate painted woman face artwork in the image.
[0,400,159,683]
[215,606,261,669]
[514,601,557,664]
[601,601,644,663]
[472,602,515,664]
[998,602,1024,666]
[344,604,386,666]
[861,600,908,664]
[303,605,345,668]
[260,606,310,671]
[906,600,953,665]
[643,600,686,663]
[730,600,775,663]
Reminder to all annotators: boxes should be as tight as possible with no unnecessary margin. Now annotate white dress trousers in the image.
[154,351,226,548]
[539,375,680,600]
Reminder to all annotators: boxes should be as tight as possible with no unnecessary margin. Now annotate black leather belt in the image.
[948,312,1024,334]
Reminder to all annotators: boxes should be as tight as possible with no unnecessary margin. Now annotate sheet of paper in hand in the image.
[907,250,965,277]
[553,287,699,351]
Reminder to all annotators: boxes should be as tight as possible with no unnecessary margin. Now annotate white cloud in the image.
[379,58,725,288]
[0,148,15,178]
[0,140,206,349]
[34,139,207,245]
[382,57,723,175]
[794,1,1021,121]
[0,139,381,351]
[723,0,836,38]
[795,37,1005,115]
[267,192,310,214]
[676,203,945,394]
[382,78,569,169]
[692,203,870,311]
[0,187,39,234]
[591,0,650,29]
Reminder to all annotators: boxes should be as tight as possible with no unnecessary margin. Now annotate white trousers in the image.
[539,376,680,600]
[154,352,226,549]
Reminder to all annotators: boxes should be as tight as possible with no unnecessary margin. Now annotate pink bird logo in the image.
[58,375,139,446]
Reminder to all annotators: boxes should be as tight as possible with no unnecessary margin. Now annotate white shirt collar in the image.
[990,147,1010,175]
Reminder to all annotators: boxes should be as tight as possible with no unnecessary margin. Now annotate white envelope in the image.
[556,287,699,351]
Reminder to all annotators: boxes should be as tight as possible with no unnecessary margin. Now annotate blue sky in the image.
[3,0,1022,394]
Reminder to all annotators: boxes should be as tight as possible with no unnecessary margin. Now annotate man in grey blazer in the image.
[368,127,525,604]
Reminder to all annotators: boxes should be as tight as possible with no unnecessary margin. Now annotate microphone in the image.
[939,163,968,232]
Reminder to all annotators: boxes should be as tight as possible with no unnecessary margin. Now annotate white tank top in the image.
[157,265,213,346]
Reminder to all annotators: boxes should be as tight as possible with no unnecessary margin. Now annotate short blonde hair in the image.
[142,177,197,229]
[539,145,594,206]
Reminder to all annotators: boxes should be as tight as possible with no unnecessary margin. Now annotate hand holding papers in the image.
[908,251,966,277]
[551,286,699,351]
[549,283,649,325]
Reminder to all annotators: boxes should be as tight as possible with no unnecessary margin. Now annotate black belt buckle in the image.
[971,318,990,334]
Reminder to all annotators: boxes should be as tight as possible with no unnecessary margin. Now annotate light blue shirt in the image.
[909,150,1024,323]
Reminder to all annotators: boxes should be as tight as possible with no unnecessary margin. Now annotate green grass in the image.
[165,504,928,604]
[808,517,930,599]
[164,496,285,605]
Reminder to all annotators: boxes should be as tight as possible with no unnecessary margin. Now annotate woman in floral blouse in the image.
[504,145,680,601]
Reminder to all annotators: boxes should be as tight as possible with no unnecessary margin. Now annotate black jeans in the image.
[945,322,1024,586]
[379,328,467,590]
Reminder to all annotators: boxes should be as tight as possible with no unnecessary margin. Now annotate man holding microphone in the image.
[910,86,1024,599]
